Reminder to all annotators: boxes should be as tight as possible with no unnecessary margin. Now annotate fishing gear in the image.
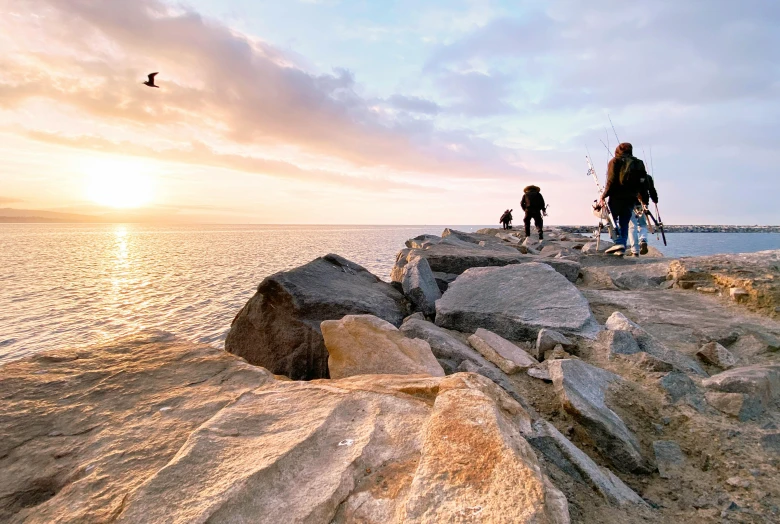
[585,151,616,250]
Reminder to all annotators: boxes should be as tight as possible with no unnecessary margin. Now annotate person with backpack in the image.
[499,209,513,230]
[629,174,659,255]
[521,186,546,240]
[598,143,648,256]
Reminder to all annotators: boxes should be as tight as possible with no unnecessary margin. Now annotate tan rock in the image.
[0,336,569,524]
[705,391,744,418]
[697,341,738,369]
[322,315,445,379]
[468,328,538,374]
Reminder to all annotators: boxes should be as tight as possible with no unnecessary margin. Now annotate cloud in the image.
[0,0,527,180]
[385,94,441,115]
[25,130,429,192]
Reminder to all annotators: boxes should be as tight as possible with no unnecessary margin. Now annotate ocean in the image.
[2,223,779,363]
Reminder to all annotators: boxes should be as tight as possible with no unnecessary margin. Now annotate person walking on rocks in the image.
[500,209,513,230]
[599,143,648,256]
[521,185,546,240]
[628,174,659,255]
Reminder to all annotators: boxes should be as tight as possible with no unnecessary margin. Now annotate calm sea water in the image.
[1,224,779,363]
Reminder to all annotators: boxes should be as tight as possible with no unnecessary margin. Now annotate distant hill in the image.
[0,208,105,223]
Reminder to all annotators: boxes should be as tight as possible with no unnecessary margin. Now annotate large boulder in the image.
[392,243,581,283]
[225,254,408,380]
[605,312,707,376]
[401,256,441,317]
[548,359,650,473]
[702,364,780,419]
[0,337,571,523]
[436,264,600,340]
[322,315,445,379]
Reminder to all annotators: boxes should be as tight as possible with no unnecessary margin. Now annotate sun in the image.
[85,157,155,208]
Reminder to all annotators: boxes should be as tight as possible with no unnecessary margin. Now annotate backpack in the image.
[618,156,646,191]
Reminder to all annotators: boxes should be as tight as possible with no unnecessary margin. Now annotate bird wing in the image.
[147,72,159,81]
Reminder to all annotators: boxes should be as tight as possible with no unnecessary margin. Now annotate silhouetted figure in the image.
[500,208,513,230]
[521,186,545,240]
[143,72,159,88]
[599,142,649,256]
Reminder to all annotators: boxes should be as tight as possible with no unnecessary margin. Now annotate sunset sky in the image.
[1,0,778,224]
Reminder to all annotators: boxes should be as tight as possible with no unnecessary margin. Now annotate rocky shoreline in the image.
[1,227,779,523]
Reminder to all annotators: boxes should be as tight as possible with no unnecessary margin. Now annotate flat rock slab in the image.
[653,441,685,479]
[0,337,570,524]
[393,243,581,283]
[436,264,600,341]
[468,328,538,373]
[322,315,445,379]
[595,330,641,359]
[526,420,646,506]
[548,359,649,473]
[226,254,408,380]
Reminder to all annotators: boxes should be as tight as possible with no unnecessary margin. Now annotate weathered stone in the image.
[226,254,407,380]
[468,328,538,374]
[545,345,571,361]
[400,319,527,406]
[761,433,780,454]
[595,330,641,359]
[659,371,706,411]
[526,420,646,506]
[536,329,577,360]
[702,364,780,419]
[322,315,445,379]
[392,242,581,283]
[528,367,552,382]
[436,264,600,341]
[401,256,441,317]
[405,234,441,249]
[581,240,615,254]
[391,248,413,282]
[627,353,674,372]
[605,312,707,376]
[653,441,685,479]
[548,359,650,473]
[705,391,746,419]
[431,271,457,293]
[730,287,749,303]
[697,341,738,369]
[0,337,570,523]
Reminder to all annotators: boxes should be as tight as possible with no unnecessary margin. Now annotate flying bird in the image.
[143,72,159,88]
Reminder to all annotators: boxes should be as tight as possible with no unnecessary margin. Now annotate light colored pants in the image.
[628,207,648,254]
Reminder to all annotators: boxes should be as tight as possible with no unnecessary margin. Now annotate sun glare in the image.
[85,157,155,208]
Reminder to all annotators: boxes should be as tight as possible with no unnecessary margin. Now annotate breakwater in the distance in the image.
[559,225,780,234]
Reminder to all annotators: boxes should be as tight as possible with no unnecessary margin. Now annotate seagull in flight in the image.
[143,72,159,88]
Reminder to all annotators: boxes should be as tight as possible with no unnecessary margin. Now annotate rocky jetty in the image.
[2,227,780,523]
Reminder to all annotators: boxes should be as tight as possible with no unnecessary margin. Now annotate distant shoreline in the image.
[558,225,780,234]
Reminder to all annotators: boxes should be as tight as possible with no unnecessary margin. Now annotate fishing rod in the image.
[585,148,616,249]
[609,115,620,143]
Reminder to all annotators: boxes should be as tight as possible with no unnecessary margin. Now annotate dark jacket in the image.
[601,145,648,205]
[521,186,545,213]
[639,174,658,204]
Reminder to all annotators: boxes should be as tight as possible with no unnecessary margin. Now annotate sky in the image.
[0,0,778,225]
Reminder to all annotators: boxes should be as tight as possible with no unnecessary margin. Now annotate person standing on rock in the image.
[521,186,546,240]
[500,209,513,230]
[599,143,648,256]
[628,174,659,255]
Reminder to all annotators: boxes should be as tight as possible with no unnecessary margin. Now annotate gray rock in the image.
[527,368,552,382]
[392,242,581,283]
[628,353,674,372]
[401,256,442,317]
[225,254,407,380]
[390,248,413,283]
[696,341,738,369]
[605,312,708,376]
[431,271,458,293]
[595,330,641,359]
[702,364,780,419]
[659,372,706,412]
[468,328,538,374]
[405,234,441,249]
[436,264,600,341]
[526,419,647,506]
[761,433,780,454]
[653,441,685,479]
[535,329,577,360]
[400,319,528,408]
[704,391,762,421]
[548,359,650,473]
[581,240,615,254]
